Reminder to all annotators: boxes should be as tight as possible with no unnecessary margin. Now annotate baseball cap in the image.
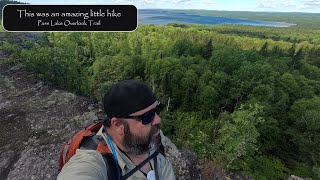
[103,80,156,119]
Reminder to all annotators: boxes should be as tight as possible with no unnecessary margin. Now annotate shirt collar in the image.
[96,126,132,170]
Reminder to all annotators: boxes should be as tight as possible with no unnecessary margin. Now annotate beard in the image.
[122,121,161,155]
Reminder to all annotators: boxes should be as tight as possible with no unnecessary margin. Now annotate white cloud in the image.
[259,0,277,8]
[143,0,155,4]
[303,0,320,7]
[282,0,297,7]
[64,0,214,9]
[111,0,134,4]
[258,0,297,8]
[203,0,214,6]
[172,0,193,4]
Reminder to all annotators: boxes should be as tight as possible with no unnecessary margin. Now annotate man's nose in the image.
[152,113,161,125]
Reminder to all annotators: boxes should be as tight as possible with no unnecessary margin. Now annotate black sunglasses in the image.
[123,102,162,125]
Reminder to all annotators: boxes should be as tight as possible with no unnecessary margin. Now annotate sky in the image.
[21,0,320,13]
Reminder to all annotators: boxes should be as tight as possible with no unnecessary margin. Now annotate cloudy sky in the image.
[21,0,320,13]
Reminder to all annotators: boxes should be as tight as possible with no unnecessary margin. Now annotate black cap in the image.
[103,80,156,119]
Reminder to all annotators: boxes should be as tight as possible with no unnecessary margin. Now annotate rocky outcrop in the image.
[287,175,311,180]
[0,63,201,180]
[163,137,201,180]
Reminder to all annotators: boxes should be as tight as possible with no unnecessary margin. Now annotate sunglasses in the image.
[123,102,162,125]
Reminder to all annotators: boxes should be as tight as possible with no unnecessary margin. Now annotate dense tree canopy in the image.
[1,21,320,179]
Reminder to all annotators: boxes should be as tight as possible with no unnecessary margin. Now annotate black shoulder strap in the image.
[120,150,159,180]
[101,152,120,180]
[159,143,165,157]
[80,135,120,180]
[80,135,100,149]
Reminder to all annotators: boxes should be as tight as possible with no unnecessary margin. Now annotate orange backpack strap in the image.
[81,135,112,153]
[59,128,96,171]
[97,141,111,154]
[59,122,103,171]
[80,135,121,180]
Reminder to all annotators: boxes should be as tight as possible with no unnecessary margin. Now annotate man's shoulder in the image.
[62,149,105,167]
[57,149,107,180]
[73,149,105,161]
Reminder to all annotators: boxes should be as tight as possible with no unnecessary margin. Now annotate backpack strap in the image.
[80,134,100,150]
[120,150,160,180]
[101,152,121,180]
[159,143,165,157]
[80,135,120,180]
[154,155,159,180]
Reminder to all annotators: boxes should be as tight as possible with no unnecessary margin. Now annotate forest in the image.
[1,9,320,180]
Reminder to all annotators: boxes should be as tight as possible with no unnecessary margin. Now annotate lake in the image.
[138,9,295,27]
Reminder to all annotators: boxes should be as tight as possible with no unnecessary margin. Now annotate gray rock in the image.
[0,149,16,176]
[162,135,202,180]
[288,175,309,180]
[72,111,99,127]
[0,100,11,110]
[43,90,76,107]
[8,66,20,72]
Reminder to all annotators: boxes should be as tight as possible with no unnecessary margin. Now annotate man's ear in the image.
[110,117,124,135]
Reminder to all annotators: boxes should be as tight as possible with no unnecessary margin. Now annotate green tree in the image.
[259,41,269,57]
[201,38,213,60]
[181,69,198,111]
[288,43,296,58]
[290,47,304,71]
[288,97,320,167]
[214,104,264,170]
[271,45,285,56]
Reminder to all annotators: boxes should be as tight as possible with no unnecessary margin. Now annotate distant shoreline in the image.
[138,9,299,28]
[143,9,320,29]
[270,22,297,27]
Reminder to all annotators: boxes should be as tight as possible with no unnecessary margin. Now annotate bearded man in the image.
[57,80,176,180]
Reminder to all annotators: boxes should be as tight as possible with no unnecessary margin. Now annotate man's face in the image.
[121,101,161,155]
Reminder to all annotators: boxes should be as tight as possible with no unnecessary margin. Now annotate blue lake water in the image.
[138,9,295,27]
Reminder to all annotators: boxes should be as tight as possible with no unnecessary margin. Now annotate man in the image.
[57,80,176,180]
